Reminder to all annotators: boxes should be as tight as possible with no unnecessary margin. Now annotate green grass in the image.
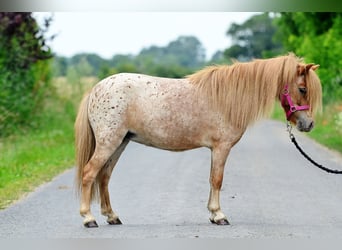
[0,76,97,209]
[0,100,76,208]
[307,104,342,152]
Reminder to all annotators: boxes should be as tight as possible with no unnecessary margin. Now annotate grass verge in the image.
[0,77,96,209]
[0,102,75,208]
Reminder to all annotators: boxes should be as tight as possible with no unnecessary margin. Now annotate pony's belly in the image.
[128,131,203,151]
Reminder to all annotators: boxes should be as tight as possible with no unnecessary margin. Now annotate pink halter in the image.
[281,84,310,120]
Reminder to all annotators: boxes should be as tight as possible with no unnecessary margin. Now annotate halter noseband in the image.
[281,84,310,120]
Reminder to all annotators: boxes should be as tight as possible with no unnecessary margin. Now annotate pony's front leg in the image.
[208,145,231,225]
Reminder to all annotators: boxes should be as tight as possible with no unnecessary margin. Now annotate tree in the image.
[52,56,68,77]
[98,63,118,79]
[110,54,137,71]
[208,50,232,65]
[166,36,206,68]
[224,13,283,61]
[137,36,206,70]
[275,12,342,101]
[75,57,93,77]
[70,53,105,76]
[51,35,206,80]
[0,12,53,136]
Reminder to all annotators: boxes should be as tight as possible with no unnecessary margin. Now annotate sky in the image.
[34,12,258,60]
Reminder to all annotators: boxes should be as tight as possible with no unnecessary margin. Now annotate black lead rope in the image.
[286,122,342,174]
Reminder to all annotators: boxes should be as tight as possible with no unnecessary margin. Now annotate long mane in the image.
[187,53,321,129]
[305,66,323,116]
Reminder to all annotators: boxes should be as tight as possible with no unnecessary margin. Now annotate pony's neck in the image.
[187,54,301,129]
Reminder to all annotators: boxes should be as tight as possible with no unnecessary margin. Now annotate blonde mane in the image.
[187,53,322,129]
[305,67,323,116]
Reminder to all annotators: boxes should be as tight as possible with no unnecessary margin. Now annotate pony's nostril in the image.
[309,121,314,130]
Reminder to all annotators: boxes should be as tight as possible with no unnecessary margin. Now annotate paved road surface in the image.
[1,120,342,238]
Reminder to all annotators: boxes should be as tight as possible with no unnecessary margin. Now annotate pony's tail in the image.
[75,92,98,201]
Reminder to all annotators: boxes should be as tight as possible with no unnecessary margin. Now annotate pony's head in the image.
[281,62,322,132]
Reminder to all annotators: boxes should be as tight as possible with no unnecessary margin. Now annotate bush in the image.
[0,13,53,136]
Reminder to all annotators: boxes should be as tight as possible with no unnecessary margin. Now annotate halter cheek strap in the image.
[281,84,310,120]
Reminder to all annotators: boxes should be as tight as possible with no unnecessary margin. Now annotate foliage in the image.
[207,50,232,65]
[274,12,342,102]
[52,56,68,76]
[309,104,342,152]
[224,13,283,61]
[139,36,206,69]
[53,36,206,79]
[0,76,86,208]
[98,63,118,80]
[0,12,53,136]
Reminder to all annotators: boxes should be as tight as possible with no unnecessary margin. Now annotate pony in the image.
[75,53,322,227]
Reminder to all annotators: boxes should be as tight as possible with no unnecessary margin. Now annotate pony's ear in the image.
[305,63,315,72]
[311,64,320,71]
[298,63,318,75]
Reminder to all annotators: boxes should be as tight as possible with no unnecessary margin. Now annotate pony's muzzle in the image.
[296,113,314,132]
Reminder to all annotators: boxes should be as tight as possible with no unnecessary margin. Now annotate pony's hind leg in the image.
[99,138,130,225]
[80,134,127,228]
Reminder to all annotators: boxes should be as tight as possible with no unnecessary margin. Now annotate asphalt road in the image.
[1,120,342,238]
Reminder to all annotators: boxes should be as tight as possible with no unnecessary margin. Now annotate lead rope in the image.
[286,122,342,174]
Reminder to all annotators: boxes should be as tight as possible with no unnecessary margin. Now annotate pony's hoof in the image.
[84,220,98,228]
[210,218,230,225]
[107,218,122,225]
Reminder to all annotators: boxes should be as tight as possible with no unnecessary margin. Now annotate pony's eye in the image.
[299,87,307,95]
